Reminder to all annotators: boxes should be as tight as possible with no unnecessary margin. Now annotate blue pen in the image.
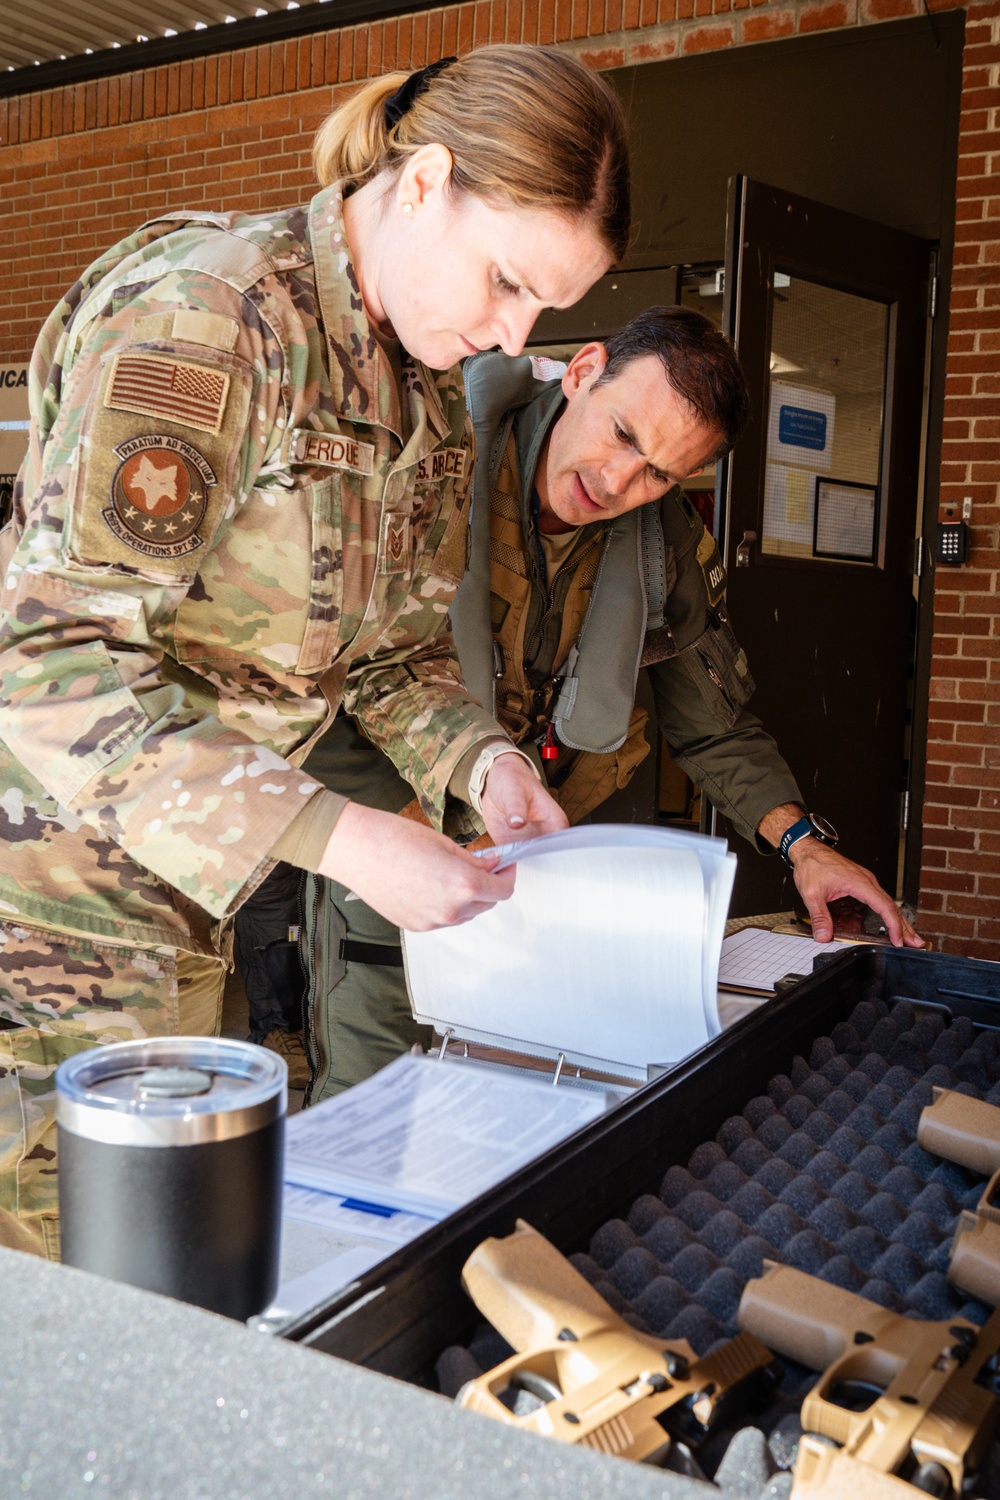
[340,1197,398,1219]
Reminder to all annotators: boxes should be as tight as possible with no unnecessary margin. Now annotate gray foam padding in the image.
[440,999,1000,1498]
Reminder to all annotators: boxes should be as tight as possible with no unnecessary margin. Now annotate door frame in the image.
[713,175,936,909]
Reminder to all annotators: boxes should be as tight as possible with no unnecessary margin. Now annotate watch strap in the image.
[467,743,541,816]
[779,813,837,866]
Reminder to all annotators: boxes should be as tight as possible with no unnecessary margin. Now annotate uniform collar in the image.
[308,183,450,443]
[514,382,568,521]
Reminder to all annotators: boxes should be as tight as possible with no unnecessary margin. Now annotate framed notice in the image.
[813,478,878,563]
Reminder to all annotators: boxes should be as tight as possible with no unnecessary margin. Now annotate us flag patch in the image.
[104,352,230,435]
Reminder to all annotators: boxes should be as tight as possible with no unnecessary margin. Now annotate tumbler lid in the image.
[56,1037,287,1147]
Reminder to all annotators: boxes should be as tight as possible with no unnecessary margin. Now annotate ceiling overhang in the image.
[0,0,440,98]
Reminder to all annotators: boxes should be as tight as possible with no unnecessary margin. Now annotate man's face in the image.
[536,345,724,534]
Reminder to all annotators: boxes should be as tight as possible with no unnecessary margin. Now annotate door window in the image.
[762,276,888,564]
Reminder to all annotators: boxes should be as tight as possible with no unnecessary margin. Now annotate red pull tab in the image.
[541,723,559,761]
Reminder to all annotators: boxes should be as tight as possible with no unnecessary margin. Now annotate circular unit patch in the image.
[106,437,212,559]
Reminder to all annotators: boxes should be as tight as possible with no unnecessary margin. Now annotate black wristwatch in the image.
[779,812,839,866]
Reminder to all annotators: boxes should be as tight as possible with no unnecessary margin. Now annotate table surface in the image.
[1,1246,730,1500]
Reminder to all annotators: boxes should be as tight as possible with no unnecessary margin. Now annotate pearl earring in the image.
[401,201,414,216]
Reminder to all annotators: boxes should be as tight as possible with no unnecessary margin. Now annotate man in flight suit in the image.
[288,305,923,1100]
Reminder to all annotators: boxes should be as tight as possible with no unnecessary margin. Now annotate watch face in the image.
[809,814,838,843]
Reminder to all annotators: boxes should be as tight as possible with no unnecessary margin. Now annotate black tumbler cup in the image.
[56,1037,286,1321]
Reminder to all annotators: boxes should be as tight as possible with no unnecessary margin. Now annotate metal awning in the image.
[0,0,434,94]
[2,0,321,72]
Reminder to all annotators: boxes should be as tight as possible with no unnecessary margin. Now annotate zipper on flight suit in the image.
[523,493,604,735]
[300,871,325,1108]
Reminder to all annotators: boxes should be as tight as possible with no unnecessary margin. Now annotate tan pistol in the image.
[948,1166,1000,1308]
[457,1218,776,1465]
[738,1261,1000,1498]
[917,1088,1000,1177]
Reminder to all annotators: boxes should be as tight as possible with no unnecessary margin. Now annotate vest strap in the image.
[641,503,668,631]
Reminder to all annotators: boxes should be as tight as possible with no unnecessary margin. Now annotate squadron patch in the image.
[104,435,216,559]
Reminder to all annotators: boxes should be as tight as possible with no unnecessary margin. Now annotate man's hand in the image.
[318,802,516,931]
[478,753,569,846]
[787,837,923,948]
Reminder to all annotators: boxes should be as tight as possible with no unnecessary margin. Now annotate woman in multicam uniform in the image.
[0,44,631,1258]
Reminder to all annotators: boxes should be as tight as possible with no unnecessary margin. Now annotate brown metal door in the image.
[715,177,931,916]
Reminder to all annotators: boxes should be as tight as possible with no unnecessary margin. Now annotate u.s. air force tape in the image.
[413,447,469,484]
[288,429,376,475]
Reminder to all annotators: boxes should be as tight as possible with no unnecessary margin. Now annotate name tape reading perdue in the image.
[289,430,376,475]
[290,432,468,485]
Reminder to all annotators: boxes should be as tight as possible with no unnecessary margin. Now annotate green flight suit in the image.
[301,353,803,1101]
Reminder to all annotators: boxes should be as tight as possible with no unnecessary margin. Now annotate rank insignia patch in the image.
[104,435,217,559]
[104,351,231,435]
[380,511,410,572]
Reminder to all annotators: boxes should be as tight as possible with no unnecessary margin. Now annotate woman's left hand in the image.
[479,755,568,845]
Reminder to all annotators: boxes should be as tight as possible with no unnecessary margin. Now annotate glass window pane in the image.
[762,277,888,563]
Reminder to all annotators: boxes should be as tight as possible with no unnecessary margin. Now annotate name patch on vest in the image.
[289,429,375,475]
[413,447,469,485]
[696,530,727,609]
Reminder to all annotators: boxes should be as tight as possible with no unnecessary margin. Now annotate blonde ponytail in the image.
[312,73,411,190]
[311,45,631,262]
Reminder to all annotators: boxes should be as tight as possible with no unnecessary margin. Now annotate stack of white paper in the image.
[403,824,736,1074]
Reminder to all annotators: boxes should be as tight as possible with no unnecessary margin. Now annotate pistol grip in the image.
[917,1088,1000,1175]
[949,1212,1000,1306]
[461,1220,626,1350]
[793,1439,928,1498]
[738,1264,895,1370]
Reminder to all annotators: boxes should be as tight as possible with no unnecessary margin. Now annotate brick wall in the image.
[921,2,1000,961]
[0,0,997,958]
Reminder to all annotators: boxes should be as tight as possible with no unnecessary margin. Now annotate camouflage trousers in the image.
[0,921,226,1262]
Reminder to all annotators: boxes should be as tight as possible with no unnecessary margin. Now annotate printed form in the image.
[283,1052,610,1219]
[719,927,857,995]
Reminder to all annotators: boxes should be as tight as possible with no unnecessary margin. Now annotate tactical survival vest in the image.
[454,355,678,750]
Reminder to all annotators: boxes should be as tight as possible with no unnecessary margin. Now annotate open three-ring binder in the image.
[265,825,738,1326]
[402,823,737,1091]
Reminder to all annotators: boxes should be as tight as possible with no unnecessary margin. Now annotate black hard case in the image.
[281,946,1000,1385]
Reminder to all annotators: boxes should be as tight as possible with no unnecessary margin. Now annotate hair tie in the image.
[384,56,457,130]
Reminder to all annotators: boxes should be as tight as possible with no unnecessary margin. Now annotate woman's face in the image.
[365,163,613,370]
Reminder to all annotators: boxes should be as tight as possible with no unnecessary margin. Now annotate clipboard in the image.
[718,926,859,997]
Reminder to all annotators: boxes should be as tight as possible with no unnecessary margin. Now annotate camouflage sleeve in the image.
[0,270,325,921]
[339,389,511,828]
[342,608,509,828]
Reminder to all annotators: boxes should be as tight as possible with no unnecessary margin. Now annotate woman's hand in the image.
[478,754,569,846]
[318,802,516,931]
